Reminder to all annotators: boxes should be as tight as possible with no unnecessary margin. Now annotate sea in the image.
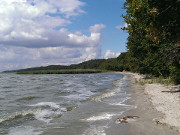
[0,73,135,135]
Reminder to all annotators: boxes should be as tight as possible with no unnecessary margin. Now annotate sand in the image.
[145,84,180,130]
[125,72,180,135]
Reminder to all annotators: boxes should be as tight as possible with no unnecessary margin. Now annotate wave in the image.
[0,102,66,124]
[90,91,116,102]
[109,103,132,107]
[30,102,61,109]
[107,96,131,106]
[63,90,94,101]
[0,109,41,124]
[34,109,62,123]
[83,113,117,122]
[2,86,12,89]
[17,96,36,101]
[8,126,43,135]
[82,125,107,135]
[55,90,71,95]
[29,102,66,123]
[90,76,127,102]
[66,105,78,111]
[63,94,88,101]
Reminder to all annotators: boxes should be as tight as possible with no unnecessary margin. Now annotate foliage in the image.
[138,76,172,86]
[14,59,106,72]
[17,69,104,74]
[121,0,180,84]
[14,57,129,74]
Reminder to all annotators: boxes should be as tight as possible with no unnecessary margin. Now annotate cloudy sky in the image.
[0,0,128,71]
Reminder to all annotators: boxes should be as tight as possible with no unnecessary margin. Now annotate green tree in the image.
[122,0,180,84]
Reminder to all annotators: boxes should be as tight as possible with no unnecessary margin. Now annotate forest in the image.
[120,0,180,84]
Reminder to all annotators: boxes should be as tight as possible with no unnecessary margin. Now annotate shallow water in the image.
[0,73,134,135]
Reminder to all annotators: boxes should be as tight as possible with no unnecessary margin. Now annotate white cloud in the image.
[104,50,120,59]
[38,0,86,18]
[68,24,106,47]
[0,45,82,71]
[90,24,106,33]
[0,23,106,71]
[0,0,109,71]
[0,0,85,48]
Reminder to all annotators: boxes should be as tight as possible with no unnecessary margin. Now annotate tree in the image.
[122,0,180,84]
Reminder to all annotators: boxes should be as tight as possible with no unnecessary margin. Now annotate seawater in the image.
[0,73,134,135]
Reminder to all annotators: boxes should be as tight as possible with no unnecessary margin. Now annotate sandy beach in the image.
[123,73,180,135]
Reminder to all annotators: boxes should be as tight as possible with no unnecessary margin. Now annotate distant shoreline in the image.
[16,69,108,74]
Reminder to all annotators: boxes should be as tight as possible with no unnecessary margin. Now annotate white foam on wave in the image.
[34,109,62,123]
[91,76,127,102]
[110,103,132,107]
[107,97,131,106]
[82,125,107,135]
[64,94,87,101]
[30,102,60,109]
[64,90,94,101]
[8,126,43,135]
[83,113,116,122]
[29,102,66,123]
[113,75,128,87]
[91,91,116,102]
[0,109,41,123]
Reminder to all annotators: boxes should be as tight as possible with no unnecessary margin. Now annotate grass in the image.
[137,76,172,86]
[16,69,107,74]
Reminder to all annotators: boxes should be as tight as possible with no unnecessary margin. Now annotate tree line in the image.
[119,0,180,84]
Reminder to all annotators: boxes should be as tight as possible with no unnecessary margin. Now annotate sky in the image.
[0,0,128,71]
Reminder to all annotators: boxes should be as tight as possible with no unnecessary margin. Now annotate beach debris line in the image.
[154,119,167,126]
[115,116,139,124]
